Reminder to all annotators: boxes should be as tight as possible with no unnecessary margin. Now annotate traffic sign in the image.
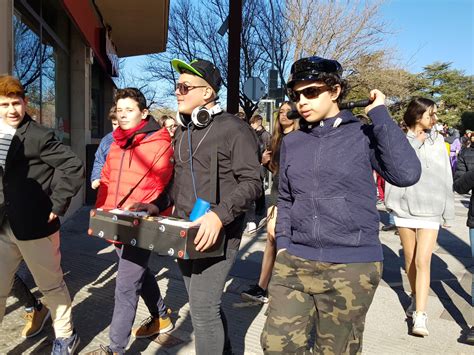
[243,77,266,101]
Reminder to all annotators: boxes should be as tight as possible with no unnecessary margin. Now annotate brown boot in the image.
[21,304,51,338]
[132,315,174,338]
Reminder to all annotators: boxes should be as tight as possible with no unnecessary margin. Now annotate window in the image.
[13,0,71,144]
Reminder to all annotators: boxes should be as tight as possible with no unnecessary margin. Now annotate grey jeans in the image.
[178,243,239,355]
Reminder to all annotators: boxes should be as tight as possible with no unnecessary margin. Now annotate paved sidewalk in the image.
[1,194,473,354]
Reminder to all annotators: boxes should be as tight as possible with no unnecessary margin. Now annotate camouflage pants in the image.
[261,250,382,355]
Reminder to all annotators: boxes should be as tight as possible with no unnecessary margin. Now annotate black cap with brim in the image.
[287,56,343,89]
[171,58,222,93]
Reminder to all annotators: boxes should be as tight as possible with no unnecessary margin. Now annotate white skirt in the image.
[393,216,440,230]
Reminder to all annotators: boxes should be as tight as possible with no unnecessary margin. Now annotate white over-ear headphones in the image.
[176,103,222,128]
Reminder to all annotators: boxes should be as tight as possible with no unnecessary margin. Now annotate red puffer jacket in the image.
[96,119,173,210]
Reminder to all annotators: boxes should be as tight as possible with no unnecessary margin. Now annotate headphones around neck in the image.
[176,103,222,128]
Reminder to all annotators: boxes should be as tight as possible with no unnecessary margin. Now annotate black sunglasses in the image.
[287,85,329,103]
[176,82,207,95]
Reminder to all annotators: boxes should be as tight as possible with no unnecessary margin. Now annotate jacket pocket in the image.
[404,185,444,217]
[289,198,318,248]
[317,197,361,248]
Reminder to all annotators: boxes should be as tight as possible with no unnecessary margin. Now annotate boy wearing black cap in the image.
[260,57,421,354]
[134,58,261,354]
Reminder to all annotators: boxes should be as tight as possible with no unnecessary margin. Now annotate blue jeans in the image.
[109,245,167,354]
[389,212,395,225]
[470,229,474,307]
[12,273,37,309]
[178,243,239,355]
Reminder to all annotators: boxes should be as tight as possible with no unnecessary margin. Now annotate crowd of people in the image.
[0,53,473,355]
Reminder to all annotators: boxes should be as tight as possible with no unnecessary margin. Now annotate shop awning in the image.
[93,0,170,57]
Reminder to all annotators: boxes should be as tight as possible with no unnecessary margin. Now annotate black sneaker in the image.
[241,285,268,303]
[381,224,397,232]
[466,326,474,345]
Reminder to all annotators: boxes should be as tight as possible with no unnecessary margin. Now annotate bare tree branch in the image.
[284,0,390,74]
[138,0,396,119]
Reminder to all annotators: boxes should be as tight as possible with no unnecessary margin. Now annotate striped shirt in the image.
[0,119,16,169]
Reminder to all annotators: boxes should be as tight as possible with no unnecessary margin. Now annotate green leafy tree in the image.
[350,61,474,125]
[345,51,421,121]
[418,62,474,126]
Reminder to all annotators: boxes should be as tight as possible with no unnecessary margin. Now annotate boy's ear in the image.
[330,85,342,102]
[203,86,214,100]
[141,109,149,119]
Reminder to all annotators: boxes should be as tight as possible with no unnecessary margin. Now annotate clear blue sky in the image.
[380,0,473,74]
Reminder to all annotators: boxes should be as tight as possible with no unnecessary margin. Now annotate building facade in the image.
[0,0,169,213]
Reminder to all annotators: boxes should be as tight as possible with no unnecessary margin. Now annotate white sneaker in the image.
[406,295,416,317]
[412,311,429,336]
[245,222,257,235]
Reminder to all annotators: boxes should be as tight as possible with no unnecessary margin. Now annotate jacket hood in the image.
[141,119,171,143]
[126,118,171,147]
[301,109,359,137]
[137,117,161,135]
[445,132,460,144]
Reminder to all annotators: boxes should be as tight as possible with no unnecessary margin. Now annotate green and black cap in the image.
[171,58,222,93]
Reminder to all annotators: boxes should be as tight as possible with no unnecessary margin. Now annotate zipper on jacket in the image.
[114,150,127,208]
[313,138,323,249]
